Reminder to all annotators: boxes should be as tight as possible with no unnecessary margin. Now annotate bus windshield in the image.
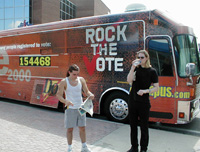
[173,35,200,77]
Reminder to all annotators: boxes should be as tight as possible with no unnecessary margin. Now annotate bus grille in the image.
[196,82,200,99]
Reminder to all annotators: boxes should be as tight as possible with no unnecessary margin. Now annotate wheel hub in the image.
[109,98,128,120]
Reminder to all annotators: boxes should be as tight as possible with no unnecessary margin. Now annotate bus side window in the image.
[161,57,173,76]
[148,39,173,76]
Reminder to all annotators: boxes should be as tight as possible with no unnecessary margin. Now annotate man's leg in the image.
[138,104,150,151]
[67,128,74,145]
[79,126,86,143]
[79,126,91,152]
[128,102,139,152]
[78,111,86,143]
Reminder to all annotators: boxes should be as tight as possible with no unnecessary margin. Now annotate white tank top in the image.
[65,77,83,109]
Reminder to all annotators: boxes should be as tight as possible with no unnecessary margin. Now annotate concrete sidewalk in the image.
[90,120,200,152]
[0,100,199,152]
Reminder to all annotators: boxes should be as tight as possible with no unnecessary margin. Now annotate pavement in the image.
[0,100,200,152]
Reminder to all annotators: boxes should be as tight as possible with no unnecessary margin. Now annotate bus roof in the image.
[0,9,194,38]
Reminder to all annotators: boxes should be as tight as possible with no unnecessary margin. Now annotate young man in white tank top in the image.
[57,64,94,152]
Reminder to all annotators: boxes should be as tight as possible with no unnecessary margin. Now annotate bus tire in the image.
[105,92,129,123]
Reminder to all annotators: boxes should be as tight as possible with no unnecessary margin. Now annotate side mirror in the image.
[185,63,195,76]
[185,63,195,86]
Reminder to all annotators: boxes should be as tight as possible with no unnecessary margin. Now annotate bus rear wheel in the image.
[105,92,129,123]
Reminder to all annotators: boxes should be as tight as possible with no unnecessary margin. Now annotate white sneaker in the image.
[67,147,73,152]
[81,146,91,152]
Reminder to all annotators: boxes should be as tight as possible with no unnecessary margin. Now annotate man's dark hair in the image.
[66,64,79,77]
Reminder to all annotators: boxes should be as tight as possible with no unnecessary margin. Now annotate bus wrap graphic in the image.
[0,47,9,75]
[85,24,127,75]
[150,86,190,99]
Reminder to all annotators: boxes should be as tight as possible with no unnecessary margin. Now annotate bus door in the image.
[145,36,178,124]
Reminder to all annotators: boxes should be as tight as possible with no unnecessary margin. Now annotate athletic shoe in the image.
[67,147,73,152]
[81,145,91,152]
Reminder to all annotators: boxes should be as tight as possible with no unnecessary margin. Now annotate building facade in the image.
[0,0,32,30]
[70,0,110,18]
[0,0,110,31]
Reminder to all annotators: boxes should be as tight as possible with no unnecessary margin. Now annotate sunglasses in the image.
[138,56,145,59]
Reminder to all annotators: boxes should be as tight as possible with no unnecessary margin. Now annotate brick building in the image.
[0,0,110,30]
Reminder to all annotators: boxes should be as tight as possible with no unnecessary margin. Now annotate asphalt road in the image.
[149,113,200,137]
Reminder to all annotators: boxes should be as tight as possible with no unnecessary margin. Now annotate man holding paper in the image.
[56,64,94,152]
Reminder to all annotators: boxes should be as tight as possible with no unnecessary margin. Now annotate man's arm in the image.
[127,63,137,84]
[80,77,94,100]
[137,83,159,96]
[149,83,159,93]
[56,79,73,106]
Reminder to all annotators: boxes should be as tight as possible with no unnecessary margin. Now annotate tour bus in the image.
[0,8,199,124]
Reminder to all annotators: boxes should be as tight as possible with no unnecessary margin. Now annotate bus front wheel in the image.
[105,92,129,123]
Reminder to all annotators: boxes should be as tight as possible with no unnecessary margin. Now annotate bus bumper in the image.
[177,98,200,124]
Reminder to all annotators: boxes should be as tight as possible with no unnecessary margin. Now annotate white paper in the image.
[78,96,93,116]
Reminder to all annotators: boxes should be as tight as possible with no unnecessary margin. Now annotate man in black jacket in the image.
[127,50,159,152]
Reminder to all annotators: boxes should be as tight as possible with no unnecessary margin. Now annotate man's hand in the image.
[65,100,74,106]
[137,89,149,96]
[88,94,94,100]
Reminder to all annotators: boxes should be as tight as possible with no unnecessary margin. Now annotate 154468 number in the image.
[19,56,51,66]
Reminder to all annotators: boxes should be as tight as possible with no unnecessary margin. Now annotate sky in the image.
[101,0,200,43]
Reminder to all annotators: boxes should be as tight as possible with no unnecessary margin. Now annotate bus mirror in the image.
[185,63,195,76]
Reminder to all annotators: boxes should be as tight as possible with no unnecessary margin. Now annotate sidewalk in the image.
[0,100,199,152]
[91,120,200,152]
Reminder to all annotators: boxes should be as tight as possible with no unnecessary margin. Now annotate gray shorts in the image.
[64,108,86,128]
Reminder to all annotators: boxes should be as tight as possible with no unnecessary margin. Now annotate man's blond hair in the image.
[137,50,151,68]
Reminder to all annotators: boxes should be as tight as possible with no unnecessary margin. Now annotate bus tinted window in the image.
[148,39,173,76]
[174,35,200,77]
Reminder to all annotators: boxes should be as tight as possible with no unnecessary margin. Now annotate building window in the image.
[60,0,76,20]
[0,8,4,19]
[5,8,14,19]
[15,0,24,7]
[0,0,32,31]
[0,0,5,8]
[5,0,14,7]
[0,20,4,30]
